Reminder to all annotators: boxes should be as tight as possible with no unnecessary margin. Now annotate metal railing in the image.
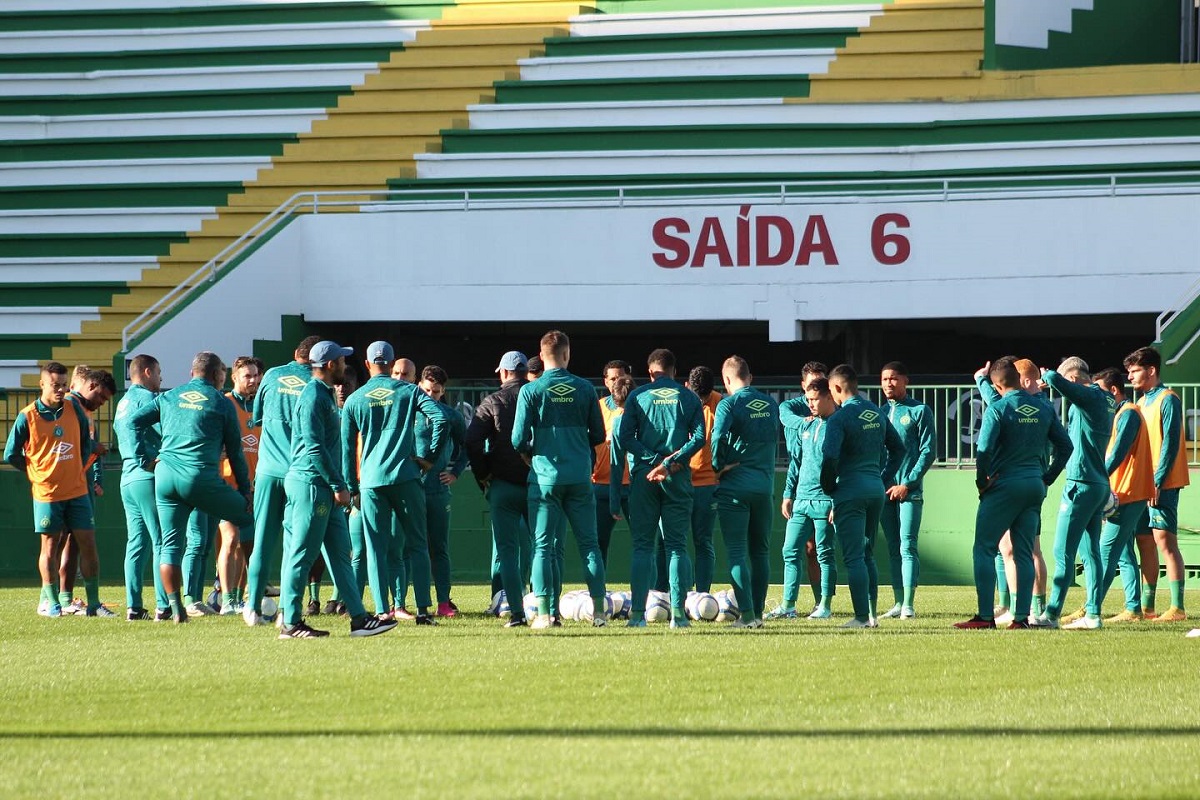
[120,169,1200,356]
[11,382,1196,473]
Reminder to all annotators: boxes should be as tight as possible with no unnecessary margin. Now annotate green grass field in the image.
[2,583,1199,798]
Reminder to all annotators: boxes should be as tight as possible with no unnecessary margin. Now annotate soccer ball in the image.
[206,587,221,612]
[523,592,539,620]
[1104,491,1120,519]
[559,590,588,621]
[578,594,613,622]
[261,596,278,619]
[694,592,720,621]
[486,591,504,617]
[645,590,671,623]
[716,590,739,622]
[607,591,627,620]
[684,591,701,620]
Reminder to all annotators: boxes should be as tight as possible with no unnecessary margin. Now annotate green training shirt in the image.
[1041,370,1115,485]
[113,383,159,485]
[711,385,780,496]
[512,366,605,486]
[251,359,312,480]
[614,375,705,477]
[820,395,903,502]
[784,415,831,503]
[886,395,936,496]
[340,374,446,495]
[975,388,1072,488]
[288,378,345,492]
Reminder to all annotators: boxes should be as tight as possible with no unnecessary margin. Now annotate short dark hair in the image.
[84,369,117,394]
[339,363,360,389]
[989,359,1020,390]
[801,361,828,380]
[1094,367,1126,396]
[687,366,715,398]
[805,377,830,396]
[72,364,90,381]
[191,351,225,383]
[722,355,750,381]
[829,364,858,387]
[421,365,448,386]
[1123,346,1161,371]
[42,361,67,377]
[231,355,258,375]
[540,330,569,359]
[129,354,158,377]
[295,335,323,361]
[647,348,675,373]
[611,376,636,406]
[881,361,908,376]
[527,355,544,376]
[603,360,631,375]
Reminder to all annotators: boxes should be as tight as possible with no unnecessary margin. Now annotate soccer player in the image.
[1090,367,1154,624]
[392,358,417,383]
[684,365,721,594]
[215,355,261,615]
[277,341,396,639]
[325,364,364,615]
[57,364,110,614]
[128,352,253,623]
[341,341,446,626]
[821,365,904,629]
[593,359,631,564]
[1034,357,1116,629]
[243,335,320,624]
[878,362,935,620]
[1125,346,1190,622]
[956,358,1071,629]
[114,354,166,620]
[527,356,544,380]
[776,377,837,619]
[711,355,779,628]
[778,361,828,611]
[466,350,534,627]
[614,348,705,628]
[5,362,103,617]
[512,330,609,629]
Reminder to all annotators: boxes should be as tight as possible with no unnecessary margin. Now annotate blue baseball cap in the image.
[366,341,394,364]
[309,340,353,367]
[495,350,528,373]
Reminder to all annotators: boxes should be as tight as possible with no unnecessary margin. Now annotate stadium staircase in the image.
[3,0,1200,394]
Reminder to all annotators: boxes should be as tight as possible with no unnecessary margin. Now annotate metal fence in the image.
[4,382,1200,471]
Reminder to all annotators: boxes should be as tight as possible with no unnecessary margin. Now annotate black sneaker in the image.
[551,615,563,628]
[350,614,397,637]
[322,600,339,615]
[306,599,321,616]
[335,601,348,616]
[174,606,189,624]
[279,621,330,639]
[127,607,152,621]
[504,616,527,628]
[154,608,172,622]
[415,614,438,626]
[448,599,459,613]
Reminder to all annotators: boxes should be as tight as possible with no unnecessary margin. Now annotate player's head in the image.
[76,368,116,411]
[295,335,322,364]
[365,341,395,377]
[191,351,226,388]
[1123,346,1161,392]
[129,354,161,393]
[805,376,835,418]
[646,348,675,378]
[880,360,909,401]
[610,375,636,408]
[828,364,858,405]
[527,355,544,379]
[801,361,828,390]
[720,355,751,394]
[495,350,528,384]
[687,365,715,400]
[420,365,448,403]
[1093,367,1127,400]
[1056,356,1091,385]
[1012,359,1041,393]
[309,341,351,384]
[70,364,89,393]
[989,358,1021,392]
[230,355,261,398]
[39,361,69,404]
[540,330,570,366]
[392,357,417,383]
[603,359,631,393]
[335,361,359,408]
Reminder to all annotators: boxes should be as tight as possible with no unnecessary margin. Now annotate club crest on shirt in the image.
[900,414,911,426]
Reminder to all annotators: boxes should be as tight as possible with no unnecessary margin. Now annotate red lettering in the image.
[795,215,838,266]
[690,217,733,268]
[736,205,751,267]
[652,218,690,268]
[871,213,910,265]
[754,216,793,266]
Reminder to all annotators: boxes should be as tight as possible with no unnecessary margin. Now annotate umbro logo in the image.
[365,387,394,401]
[278,376,306,390]
[649,388,679,400]
[858,410,879,423]
[242,434,258,448]
[746,399,770,412]
[50,442,74,455]
[548,383,575,397]
[180,391,206,404]
[1016,404,1039,418]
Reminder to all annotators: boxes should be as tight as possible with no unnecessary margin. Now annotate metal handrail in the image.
[120,169,1200,355]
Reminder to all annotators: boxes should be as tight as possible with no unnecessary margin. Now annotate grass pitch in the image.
[2,584,1199,799]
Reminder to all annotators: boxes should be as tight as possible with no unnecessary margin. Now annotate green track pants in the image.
[973,478,1045,620]
[279,477,366,626]
[881,498,923,609]
[528,481,605,615]
[122,478,166,611]
[1047,479,1108,618]
[489,479,532,620]
[628,472,693,615]
[246,473,286,614]
[716,488,772,620]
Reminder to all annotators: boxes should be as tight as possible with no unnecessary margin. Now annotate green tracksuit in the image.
[972,389,1072,621]
[113,383,167,612]
[280,378,367,626]
[411,401,467,606]
[783,415,834,609]
[613,375,706,618]
[512,366,607,617]
[778,397,820,607]
[711,386,780,621]
[821,396,904,622]
[129,378,252,580]
[246,360,311,614]
[330,507,367,606]
[882,396,936,610]
[1042,371,1115,619]
[183,510,218,605]
[341,374,446,614]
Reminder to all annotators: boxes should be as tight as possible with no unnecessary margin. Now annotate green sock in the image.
[819,596,832,611]
[308,582,320,604]
[222,592,237,606]
[537,597,551,617]
[1032,594,1046,615]
[1143,582,1157,611]
[1170,580,1185,611]
[596,597,608,617]
[671,606,686,620]
[183,594,196,606]
[83,577,100,611]
[234,587,244,603]
[41,584,55,605]
[168,591,184,616]
[58,591,71,607]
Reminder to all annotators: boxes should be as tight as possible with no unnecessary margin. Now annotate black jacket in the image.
[465,377,530,488]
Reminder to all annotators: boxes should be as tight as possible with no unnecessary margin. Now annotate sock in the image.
[819,595,832,611]
[537,597,551,617]
[1143,582,1157,611]
[84,577,100,611]
[1170,580,1185,611]
[168,591,184,616]
[596,597,608,618]
[222,592,237,607]
[903,587,915,609]
[234,586,244,603]
[995,557,1009,607]
[58,591,71,607]
[308,582,320,604]
[630,610,645,622]
[782,601,795,612]
[1033,594,1046,616]
[41,583,55,606]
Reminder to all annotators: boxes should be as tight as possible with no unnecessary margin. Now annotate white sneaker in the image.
[840,618,873,629]
[530,614,554,630]
[62,599,86,616]
[243,606,268,627]
[185,601,213,617]
[36,599,49,616]
[807,606,832,619]
[219,601,242,616]
[1028,614,1058,629]
[994,611,1015,626]
[1064,615,1101,630]
[1186,628,1200,638]
[730,618,763,629]
[879,604,903,619]
[900,607,916,619]
[992,605,1010,618]
[87,605,118,618]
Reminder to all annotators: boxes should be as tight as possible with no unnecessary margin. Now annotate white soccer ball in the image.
[261,596,278,619]
[716,590,739,622]
[685,591,701,621]
[695,592,720,621]
[497,591,511,618]
[577,593,613,622]
[1104,491,1120,519]
[523,592,539,620]
[607,591,627,620]
[487,590,504,617]
[645,590,671,623]
[560,590,588,621]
